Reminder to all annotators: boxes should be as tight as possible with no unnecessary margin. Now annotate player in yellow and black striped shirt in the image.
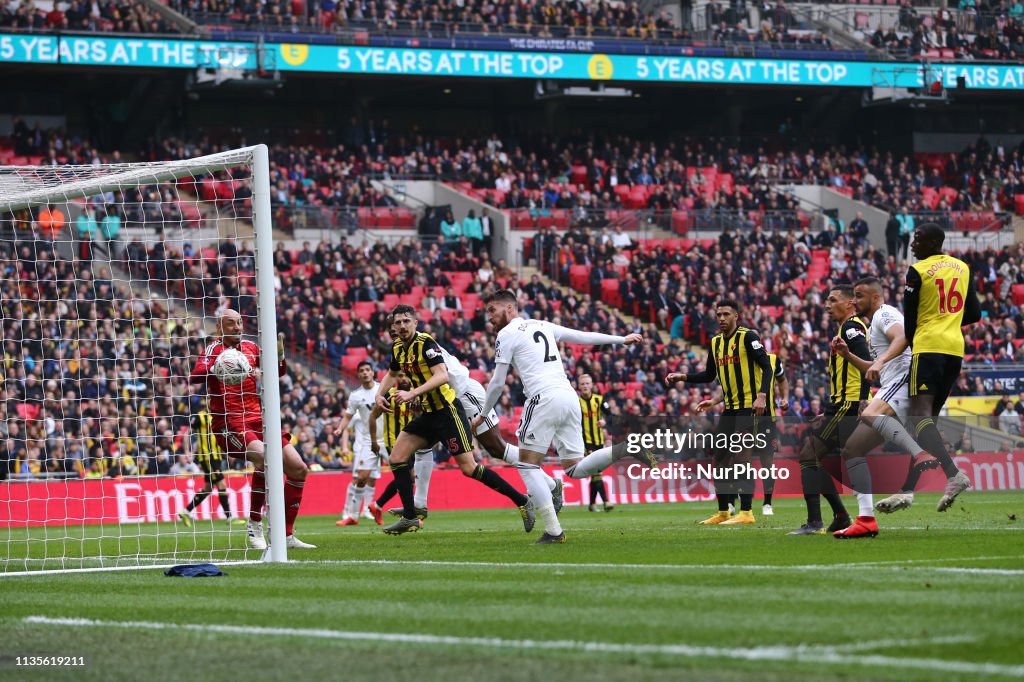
[378,305,531,535]
[698,350,788,516]
[902,223,982,511]
[366,371,435,520]
[177,401,244,526]
[665,299,774,525]
[790,285,870,536]
[577,374,613,513]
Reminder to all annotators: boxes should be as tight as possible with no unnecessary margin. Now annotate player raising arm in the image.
[474,290,656,544]
[377,305,533,536]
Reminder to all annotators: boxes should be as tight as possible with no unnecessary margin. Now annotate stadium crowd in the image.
[3,121,1023,481]
[0,0,177,33]
[1,214,1021,481]
[139,131,1024,228]
[2,0,1020,65]
[866,1,1024,61]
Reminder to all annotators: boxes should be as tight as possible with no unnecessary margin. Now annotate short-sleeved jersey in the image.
[830,317,871,403]
[494,317,572,400]
[579,393,606,447]
[907,254,972,357]
[869,304,912,386]
[189,339,261,429]
[754,353,786,421]
[346,381,381,445]
[382,387,415,449]
[709,327,770,410]
[438,345,470,397]
[389,332,457,412]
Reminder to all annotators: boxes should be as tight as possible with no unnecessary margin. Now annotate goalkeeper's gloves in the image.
[277,332,285,361]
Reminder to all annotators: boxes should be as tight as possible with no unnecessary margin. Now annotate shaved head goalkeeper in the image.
[188,309,315,551]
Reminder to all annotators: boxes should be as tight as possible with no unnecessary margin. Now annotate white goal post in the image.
[0,144,288,573]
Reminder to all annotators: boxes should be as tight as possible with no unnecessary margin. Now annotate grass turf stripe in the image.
[21,617,1023,678]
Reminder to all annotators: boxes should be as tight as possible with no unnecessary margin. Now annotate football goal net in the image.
[0,144,290,574]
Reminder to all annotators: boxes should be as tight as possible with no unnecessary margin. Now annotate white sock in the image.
[856,492,874,517]
[518,464,561,535]
[505,444,557,490]
[342,483,356,518]
[354,485,368,515]
[564,445,616,479]
[414,449,433,509]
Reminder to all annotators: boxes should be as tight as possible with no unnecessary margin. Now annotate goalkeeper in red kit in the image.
[189,309,316,551]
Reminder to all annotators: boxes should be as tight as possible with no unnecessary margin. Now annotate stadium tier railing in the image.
[175,12,871,59]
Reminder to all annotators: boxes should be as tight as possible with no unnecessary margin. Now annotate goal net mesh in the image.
[0,148,279,573]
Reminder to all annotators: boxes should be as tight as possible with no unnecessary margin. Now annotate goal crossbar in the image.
[0,146,260,213]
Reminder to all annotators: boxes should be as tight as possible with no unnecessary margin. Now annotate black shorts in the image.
[403,398,473,456]
[710,408,755,463]
[715,408,755,436]
[810,401,859,451]
[910,353,962,408]
[584,443,603,455]
[754,419,779,459]
[197,453,225,485]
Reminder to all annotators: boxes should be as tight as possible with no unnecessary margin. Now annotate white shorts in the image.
[876,376,910,421]
[353,442,383,479]
[516,387,584,461]
[461,378,499,436]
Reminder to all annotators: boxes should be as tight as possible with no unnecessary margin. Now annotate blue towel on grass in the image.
[164,563,227,577]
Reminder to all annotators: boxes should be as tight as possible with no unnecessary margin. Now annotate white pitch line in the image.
[21,617,1024,678]
[294,557,1024,576]
[0,560,261,578]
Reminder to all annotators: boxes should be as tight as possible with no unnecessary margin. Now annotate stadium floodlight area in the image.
[0,145,289,575]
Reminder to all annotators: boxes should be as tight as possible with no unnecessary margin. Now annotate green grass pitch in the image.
[2,492,1023,682]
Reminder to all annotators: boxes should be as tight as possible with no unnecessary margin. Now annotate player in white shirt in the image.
[830,276,933,538]
[333,361,385,525]
[440,342,564,511]
[475,290,657,544]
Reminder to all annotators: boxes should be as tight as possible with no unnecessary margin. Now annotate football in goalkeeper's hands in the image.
[213,348,252,385]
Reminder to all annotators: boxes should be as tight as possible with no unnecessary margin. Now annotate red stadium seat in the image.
[569,265,589,292]
[1012,284,1024,306]
[437,308,460,325]
[346,347,369,361]
[374,210,397,229]
[671,210,690,235]
[352,301,376,319]
[341,354,367,372]
[16,404,40,421]
[601,278,621,308]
